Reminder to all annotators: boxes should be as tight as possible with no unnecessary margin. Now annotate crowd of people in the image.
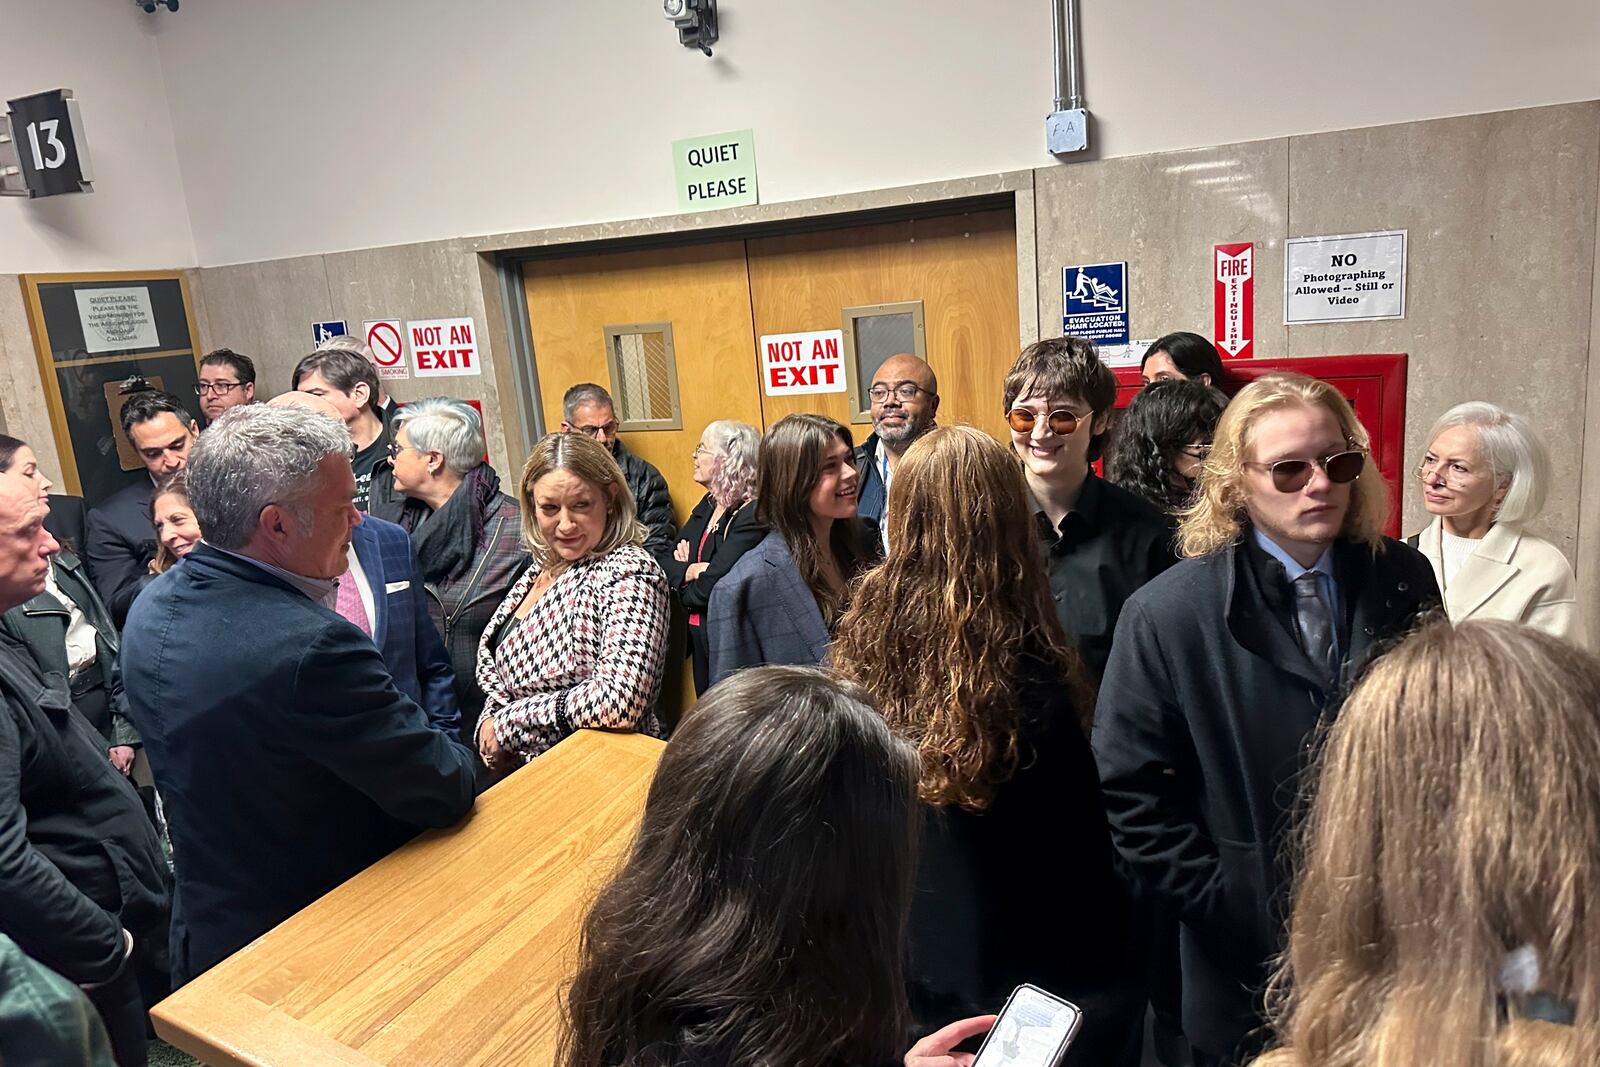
[0,327,1593,1067]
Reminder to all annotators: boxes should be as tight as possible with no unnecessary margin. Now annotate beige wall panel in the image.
[0,276,62,478]
[1034,138,1290,357]
[193,256,333,403]
[1285,102,1600,551]
[1578,138,1600,644]
[322,241,512,482]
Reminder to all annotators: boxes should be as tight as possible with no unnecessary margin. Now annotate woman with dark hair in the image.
[1107,378,1229,517]
[560,665,923,1067]
[149,472,202,575]
[705,414,870,685]
[833,425,1142,1066]
[665,420,762,695]
[1140,331,1225,387]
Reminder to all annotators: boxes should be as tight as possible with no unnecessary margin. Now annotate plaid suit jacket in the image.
[475,544,669,762]
[705,531,831,688]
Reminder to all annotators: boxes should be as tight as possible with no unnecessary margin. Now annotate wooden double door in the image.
[521,208,1021,526]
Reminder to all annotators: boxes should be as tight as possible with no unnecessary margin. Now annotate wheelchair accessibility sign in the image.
[1062,262,1130,345]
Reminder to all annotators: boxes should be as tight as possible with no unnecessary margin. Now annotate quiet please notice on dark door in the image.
[19,271,204,506]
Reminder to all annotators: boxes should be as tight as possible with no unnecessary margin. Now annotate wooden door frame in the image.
[486,189,1030,470]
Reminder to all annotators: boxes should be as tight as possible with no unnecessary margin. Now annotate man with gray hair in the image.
[560,383,675,563]
[120,404,476,986]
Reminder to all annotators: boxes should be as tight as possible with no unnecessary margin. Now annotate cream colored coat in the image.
[1413,518,1586,647]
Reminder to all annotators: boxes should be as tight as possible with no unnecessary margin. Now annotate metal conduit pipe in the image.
[1052,0,1083,112]
[1047,0,1090,153]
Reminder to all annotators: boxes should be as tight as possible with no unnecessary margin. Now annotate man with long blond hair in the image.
[1092,372,1438,1066]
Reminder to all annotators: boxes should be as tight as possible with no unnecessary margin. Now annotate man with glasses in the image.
[559,383,675,566]
[1093,373,1438,1067]
[194,348,256,423]
[1003,336,1176,681]
[854,354,939,536]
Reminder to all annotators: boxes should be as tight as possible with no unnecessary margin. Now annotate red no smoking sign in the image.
[363,319,410,380]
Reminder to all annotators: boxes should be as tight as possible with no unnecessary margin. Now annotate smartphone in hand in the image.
[970,984,1083,1067]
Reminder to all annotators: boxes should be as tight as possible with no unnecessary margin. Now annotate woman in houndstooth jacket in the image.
[474,433,670,775]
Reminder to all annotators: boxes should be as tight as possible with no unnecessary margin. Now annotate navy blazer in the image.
[121,544,477,986]
[85,480,156,628]
[706,531,831,687]
[350,516,460,737]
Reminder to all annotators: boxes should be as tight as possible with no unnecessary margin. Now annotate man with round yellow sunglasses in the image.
[1001,335,1176,681]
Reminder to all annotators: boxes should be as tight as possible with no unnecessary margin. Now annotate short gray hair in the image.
[1425,401,1549,525]
[562,382,613,423]
[188,405,354,549]
[392,397,486,475]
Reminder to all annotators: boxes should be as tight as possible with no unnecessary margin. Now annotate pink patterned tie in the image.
[335,566,371,636]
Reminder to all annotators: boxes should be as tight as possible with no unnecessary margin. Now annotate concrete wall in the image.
[146,0,1600,265]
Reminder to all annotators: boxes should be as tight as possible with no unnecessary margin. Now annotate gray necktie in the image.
[1292,571,1335,679]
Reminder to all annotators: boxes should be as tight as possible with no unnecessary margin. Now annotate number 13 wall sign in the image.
[6,89,94,198]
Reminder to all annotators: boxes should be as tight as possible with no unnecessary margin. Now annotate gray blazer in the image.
[706,530,830,687]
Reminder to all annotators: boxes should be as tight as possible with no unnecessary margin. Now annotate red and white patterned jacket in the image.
[474,544,669,763]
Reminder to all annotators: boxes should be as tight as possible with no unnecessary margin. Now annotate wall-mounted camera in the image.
[662,0,717,57]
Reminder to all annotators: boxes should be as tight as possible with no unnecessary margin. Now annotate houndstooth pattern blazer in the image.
[475,544,669,763]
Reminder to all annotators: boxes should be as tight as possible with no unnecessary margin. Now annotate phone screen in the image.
[970,984,1083,1067]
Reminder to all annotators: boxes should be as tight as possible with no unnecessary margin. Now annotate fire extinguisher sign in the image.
[1214,242,1254,360]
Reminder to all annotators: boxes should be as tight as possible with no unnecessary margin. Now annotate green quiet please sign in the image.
[673,129,758,211]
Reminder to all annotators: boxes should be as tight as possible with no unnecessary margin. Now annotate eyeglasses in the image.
[1006,407,1086,437]
[1415,456,1480,489]
[572,422,619,438]
[387,441,426,459]
[691,445,710,459]
[194,381,243,396]
[1245,450,1366,493]
[868,382,929,403]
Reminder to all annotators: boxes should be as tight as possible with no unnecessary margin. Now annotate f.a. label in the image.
[1285,230,1406,324]
[673,129,758,211]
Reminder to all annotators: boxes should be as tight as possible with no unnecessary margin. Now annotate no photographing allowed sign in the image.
[1285,230,1406,324]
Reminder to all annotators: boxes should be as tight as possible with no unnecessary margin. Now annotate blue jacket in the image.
[350,516,460,737]
[122,544,477,986]
[706,531,831,687]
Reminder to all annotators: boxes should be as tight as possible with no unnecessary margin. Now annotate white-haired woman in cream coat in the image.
[1410,401,1584,646]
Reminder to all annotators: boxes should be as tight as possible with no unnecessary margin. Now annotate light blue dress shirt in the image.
[1252,529,1342,662]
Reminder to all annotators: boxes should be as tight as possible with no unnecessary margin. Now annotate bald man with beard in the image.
[855,354,940,541]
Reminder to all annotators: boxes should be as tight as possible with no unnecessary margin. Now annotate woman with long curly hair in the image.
[1108,378,1228,518]
[1252,618,1600,1067]
[833,424,1142,1065]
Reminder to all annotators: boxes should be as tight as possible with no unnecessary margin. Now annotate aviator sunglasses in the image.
[1245,449,1367,493]
[1006,407,1085,436]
